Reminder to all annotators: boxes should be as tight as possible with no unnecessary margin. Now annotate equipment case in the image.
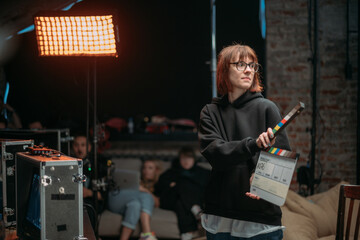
[0,129,72,155]
[0,139,33,227]
[16,152,87,240]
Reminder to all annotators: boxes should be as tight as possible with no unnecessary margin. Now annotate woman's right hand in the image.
[256,128,275,149]
[139,185,149,193]
[245,173,260,200]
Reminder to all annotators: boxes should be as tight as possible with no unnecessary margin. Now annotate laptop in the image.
[112,169,140,190]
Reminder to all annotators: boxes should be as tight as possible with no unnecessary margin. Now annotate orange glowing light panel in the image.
[34,15,117,57]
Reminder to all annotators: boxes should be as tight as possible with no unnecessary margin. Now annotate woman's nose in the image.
[244,65,252,72]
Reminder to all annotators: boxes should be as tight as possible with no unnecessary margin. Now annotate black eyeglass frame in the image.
[229,61,260,72]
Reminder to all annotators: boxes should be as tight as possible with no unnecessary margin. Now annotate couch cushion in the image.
[317,235,335,240]
[308,181,360,238]
[150,208,180,238]
[284,181,359,239]
[197,161,212,170]
[285,190,328,238]
[98,208,180,239]
[98,210,123,237]
[281,205,318,240]
[306,182,343,237]
[111,158,142,171]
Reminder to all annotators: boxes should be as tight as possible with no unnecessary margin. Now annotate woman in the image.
[198,44,291,240]
[154,147,210,240]
[108,159,162,240]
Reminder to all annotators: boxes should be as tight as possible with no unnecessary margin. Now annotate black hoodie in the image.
[198,91,291,226]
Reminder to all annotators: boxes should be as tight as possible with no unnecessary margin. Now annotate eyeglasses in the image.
[230,61,260,72]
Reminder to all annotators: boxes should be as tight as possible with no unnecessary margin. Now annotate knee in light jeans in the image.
[139,192,155,215]
[126,199,142,212]
[122,199,142,229]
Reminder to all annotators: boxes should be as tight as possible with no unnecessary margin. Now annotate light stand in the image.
[86,58,100,237]
[33,12,119,239]
[86,57,112,238]
[210,0,217,98]
[92,58,99,225]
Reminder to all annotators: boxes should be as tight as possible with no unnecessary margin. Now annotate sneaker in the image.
[139,232,158,240]
[181,232,193,240]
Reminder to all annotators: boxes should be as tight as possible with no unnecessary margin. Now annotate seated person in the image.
[108,159,162,240]
[72,133,107,227]
[28,120,45,130]
[154,147,210,240]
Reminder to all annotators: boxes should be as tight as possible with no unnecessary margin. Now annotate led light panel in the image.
[34,15,117,57]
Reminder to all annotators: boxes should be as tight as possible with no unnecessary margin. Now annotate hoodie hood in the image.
[211,90,264,108]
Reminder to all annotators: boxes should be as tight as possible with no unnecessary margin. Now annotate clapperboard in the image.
[250,102,305,206]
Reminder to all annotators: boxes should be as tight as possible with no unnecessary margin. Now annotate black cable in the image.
[304,110,325,193]
[314,111,325,186]
[305,0,320,195]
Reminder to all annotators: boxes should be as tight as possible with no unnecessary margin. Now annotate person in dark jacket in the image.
[154,147,210,240]
[72,133,107,229]
[198,44,291,240]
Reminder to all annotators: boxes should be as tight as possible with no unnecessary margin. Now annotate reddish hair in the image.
[216,44,263,95]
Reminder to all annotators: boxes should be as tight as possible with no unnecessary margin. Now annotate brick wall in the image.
[266,0,358,193]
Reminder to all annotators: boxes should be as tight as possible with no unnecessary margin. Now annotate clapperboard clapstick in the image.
[271,102,305,138]
[265,101,305,155]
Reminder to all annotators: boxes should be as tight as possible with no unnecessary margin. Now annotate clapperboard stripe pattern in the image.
[267,147,298,159]
[272,102,305,137]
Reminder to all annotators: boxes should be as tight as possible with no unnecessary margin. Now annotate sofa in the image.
[281,181,359,240]
[98,157,211,239]
[98,156,356,240]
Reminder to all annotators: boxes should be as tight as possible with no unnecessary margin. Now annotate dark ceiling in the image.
[0,0,77,62]
[1,0,264,131]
